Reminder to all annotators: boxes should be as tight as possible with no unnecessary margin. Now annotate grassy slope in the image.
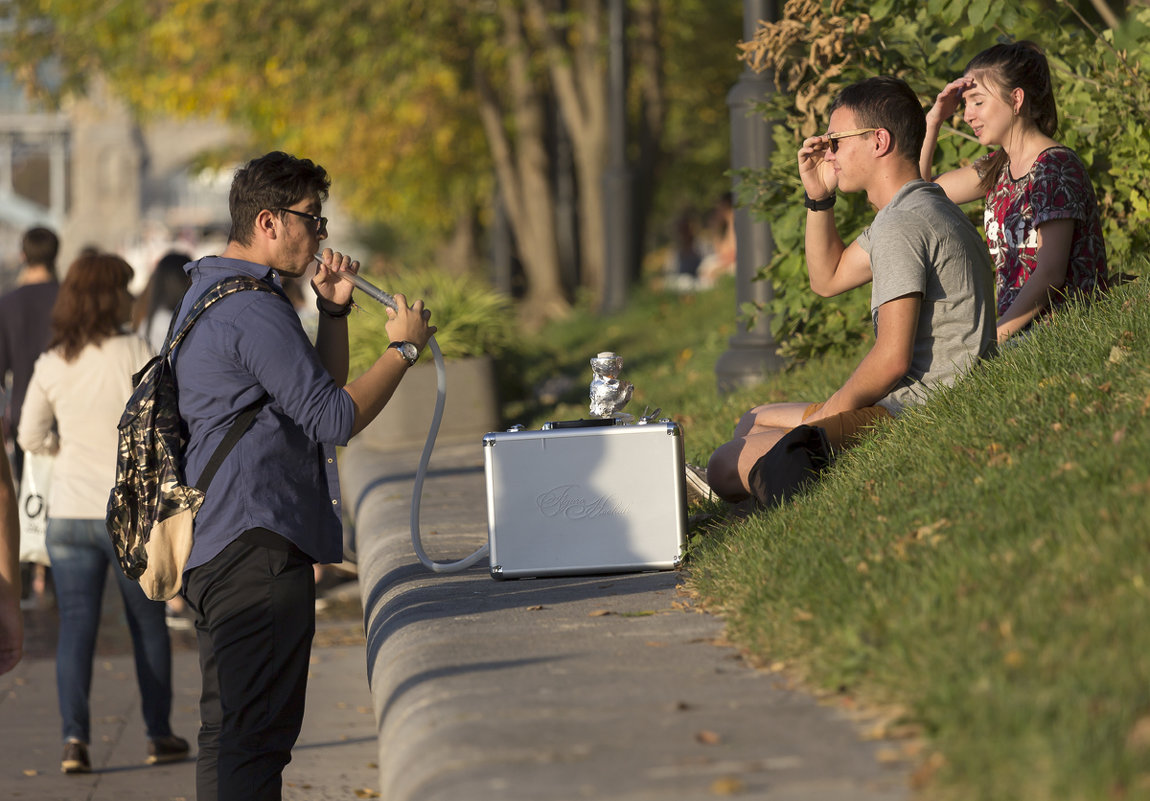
[505,275,1150,800]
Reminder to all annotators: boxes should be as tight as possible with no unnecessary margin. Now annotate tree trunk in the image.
[434,210,477,277]
[629,0,666,278]
[475,12,571,324]
[527,0,608,308]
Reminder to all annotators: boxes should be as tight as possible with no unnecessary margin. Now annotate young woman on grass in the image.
[920,40,1109,343]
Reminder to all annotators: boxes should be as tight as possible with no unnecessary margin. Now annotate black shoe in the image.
[61,740,91,774]
[146,734,190,765]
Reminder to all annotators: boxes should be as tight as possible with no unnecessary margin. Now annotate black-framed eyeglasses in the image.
[825,127,879,153]
[276,207,328,237]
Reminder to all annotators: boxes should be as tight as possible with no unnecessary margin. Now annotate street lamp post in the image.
[714,0,785,393]
[601,0,631,314]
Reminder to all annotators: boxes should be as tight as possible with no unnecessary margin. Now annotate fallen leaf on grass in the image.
[910,752,947,790]
[696,729,723,745]
[710,776,746,795]
[1126,716,1150,753]
[1109,346,1129,364]
[986,442,1013,467]
[792,608,814,622]
[1114,428,1127,445]
[875,747,903,764]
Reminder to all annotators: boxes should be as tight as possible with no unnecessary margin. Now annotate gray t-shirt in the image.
[856,180,996,415]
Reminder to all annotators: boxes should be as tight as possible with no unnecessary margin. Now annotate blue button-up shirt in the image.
[173,257,356,570]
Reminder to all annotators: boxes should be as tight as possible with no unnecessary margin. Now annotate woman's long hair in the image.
[966,40,1059,195]
[49,253,134,362]
[132,250,191,337]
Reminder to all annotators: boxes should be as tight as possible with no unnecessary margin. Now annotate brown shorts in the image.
[800,402,893,451]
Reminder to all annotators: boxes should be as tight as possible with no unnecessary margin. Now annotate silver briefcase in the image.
[483,419,687,579]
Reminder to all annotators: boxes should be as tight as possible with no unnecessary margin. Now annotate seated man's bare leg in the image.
[707,426,790,502]
[733,402,813,438]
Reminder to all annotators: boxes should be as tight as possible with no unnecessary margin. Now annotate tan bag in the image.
[139,507,196,601]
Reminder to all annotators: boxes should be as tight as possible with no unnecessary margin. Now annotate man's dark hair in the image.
[22,226,59,273]
[228,152,331,246]
[829,77,926,163]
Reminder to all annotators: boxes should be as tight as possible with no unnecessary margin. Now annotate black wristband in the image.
[315,296,353,318]
[804,192,836,212]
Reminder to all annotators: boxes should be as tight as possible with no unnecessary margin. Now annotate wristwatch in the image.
[388,341,419,367]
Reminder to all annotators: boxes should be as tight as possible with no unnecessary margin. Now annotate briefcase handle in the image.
[541,418,619,430]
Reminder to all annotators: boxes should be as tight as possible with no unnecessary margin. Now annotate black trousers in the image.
[184,531,315,801]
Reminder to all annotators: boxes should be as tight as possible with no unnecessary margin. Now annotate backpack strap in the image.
[194,395,268,493]
[164,274,282,356]
[166,274,283,494]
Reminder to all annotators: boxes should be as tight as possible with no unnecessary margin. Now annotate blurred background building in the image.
[0,70,237,293]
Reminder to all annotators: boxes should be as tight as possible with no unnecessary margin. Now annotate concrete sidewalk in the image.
[343,439,912,801]
[0,582,379,800]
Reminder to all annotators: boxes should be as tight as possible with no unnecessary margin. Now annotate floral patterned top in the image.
[978,146,1108,318]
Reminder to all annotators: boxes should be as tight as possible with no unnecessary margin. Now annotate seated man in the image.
[706,76,996,503]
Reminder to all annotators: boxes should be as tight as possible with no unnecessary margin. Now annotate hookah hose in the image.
[327,261,490,573]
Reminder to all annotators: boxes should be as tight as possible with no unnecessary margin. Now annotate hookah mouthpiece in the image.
[313,253,398,310]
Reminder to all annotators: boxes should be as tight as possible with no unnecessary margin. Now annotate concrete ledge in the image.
[355,355,500,453]
[342,440,910,801]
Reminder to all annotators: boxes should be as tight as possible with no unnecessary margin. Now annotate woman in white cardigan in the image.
[18,253,189,774]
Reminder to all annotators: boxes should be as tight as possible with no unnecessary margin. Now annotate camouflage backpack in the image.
[106,275,278,601]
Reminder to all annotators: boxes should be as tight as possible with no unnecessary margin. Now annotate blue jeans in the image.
[46,518,174,744]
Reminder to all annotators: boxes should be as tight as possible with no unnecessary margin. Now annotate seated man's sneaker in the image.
[685,463,715,504]
[61,740,91,774]
[146,734,190,765]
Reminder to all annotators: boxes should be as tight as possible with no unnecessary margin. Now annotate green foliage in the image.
[739,0,1150,362]
[347,267,516,376]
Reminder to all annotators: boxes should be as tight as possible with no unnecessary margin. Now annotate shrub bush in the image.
[347,266,516,375]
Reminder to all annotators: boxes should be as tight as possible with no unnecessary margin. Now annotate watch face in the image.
[396,342,418,363]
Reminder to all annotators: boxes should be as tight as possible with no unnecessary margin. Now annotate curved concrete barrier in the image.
[343,437,910,801]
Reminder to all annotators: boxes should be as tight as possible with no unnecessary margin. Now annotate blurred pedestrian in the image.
[18,253,189,774]
[0,226,60,479]
[697,193,736,288]
[0,427,21,675]
[0,226,60,608]
[134,250,192,353]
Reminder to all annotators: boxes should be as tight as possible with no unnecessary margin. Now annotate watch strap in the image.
[803,192,837,212]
